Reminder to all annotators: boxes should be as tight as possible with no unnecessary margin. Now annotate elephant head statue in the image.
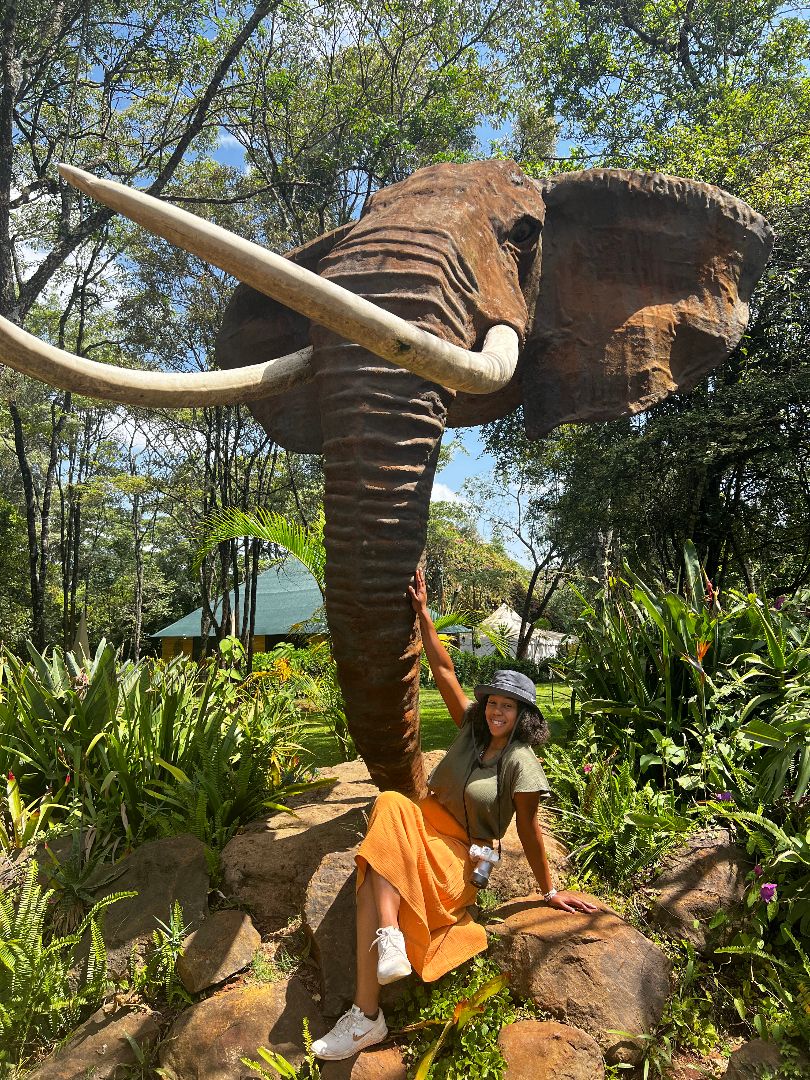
[0,160,773,795]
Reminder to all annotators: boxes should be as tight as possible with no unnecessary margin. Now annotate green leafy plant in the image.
[241,1018,320,1079]
[556,542,810,800]
[393,958,514,1080]
[128,900,192,1006]
[40,828,122,935]
[0,769,67,853]
[0,860,133,1069]
[0,642,324,857]
[543,746,692,883]
[731,597,810,804]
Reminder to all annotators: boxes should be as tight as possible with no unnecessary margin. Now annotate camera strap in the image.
[464,718,519,859]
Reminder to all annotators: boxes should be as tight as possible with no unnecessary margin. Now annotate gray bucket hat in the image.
[474,669,537,709]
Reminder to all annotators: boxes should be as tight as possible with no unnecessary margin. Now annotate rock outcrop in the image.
[498,1020,605,1080]
[648,828,751,951]
[158,978,324,1080]
[221,759,376,934]
[488,895,671,1064]
[26,1006,161,1080]
[320,1045,408,1080]
[177,909,261,994]
[722,1038,810,1080]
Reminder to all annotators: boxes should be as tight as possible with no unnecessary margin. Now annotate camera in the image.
[469,844,500,888]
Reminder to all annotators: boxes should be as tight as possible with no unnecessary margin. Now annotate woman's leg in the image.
[354,865,406,1014]
[354,870,382,1016]
[370,865,401,928]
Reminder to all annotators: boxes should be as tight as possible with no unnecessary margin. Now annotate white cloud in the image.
[431,481,461,503]
[217,129,244,150]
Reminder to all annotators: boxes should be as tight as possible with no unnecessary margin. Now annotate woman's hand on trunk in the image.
[408,567,429,616]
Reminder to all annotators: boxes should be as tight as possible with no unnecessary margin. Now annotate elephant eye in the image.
[506,216,540,247]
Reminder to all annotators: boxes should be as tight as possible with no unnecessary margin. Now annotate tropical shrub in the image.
[557,544,810,802]
[450,650,553,690]
[254,641,355,761]
[543,744,692,883]
[0,640,324,858]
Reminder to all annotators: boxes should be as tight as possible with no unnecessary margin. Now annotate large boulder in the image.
[26,1006,161,1080]
[722,1039,810,1080]
[648,828,751,951]
[221,759,378,933]
[488,895,671,1065]
[498,1020,605,1080]
[85,833,209,977]
[320,1045,408,1080]
[158,977,325,1080]
[177,909,261,994]
[304,848,360,1018]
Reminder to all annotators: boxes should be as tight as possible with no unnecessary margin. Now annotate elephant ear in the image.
[519,169,773,439]
[215,223,355,453]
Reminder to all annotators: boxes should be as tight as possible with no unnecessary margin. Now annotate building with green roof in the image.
[152,560,324,660]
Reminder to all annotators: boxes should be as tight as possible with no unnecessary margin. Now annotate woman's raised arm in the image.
[408,568,470,727]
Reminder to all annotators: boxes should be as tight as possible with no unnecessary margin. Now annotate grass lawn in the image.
[300,682,573,769]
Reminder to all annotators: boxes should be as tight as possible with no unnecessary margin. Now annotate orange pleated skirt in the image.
[355,790,487,982]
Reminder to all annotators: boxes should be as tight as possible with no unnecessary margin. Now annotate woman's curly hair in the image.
[466,697,550,749]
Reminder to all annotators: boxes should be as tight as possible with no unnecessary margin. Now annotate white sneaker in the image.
[372,925,412,985]
[311,1004,387,1060]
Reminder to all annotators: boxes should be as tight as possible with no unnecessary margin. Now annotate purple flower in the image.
[713,792,734,802]
[583,763,593,774]
[753,864,764,878]
[760,882,778,903]
[774,596,786,610]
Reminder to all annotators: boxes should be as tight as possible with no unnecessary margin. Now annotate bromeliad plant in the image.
[0,639,324,858]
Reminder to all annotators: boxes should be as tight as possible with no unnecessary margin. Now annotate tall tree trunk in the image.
[132,486,144,660]
[0,0,18,319]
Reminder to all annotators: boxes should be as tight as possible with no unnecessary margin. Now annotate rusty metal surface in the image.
[215,160,772,794]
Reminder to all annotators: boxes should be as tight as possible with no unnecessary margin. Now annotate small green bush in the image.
[0,861,131,1070]
[449,651,553,689]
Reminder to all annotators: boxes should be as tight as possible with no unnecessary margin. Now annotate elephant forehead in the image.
[363,159,545,239]
[320,160,543,348]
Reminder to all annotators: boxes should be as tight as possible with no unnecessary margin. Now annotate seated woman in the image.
[312,568,597,1061]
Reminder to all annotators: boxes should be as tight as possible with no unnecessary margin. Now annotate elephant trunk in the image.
[313,333,452,795]
[312,228,478,794]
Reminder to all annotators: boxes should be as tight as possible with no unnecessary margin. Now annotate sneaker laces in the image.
[333,1005,367,1036]
[371,926,402,957]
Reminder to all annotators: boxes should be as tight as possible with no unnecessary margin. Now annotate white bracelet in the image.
[543,888,558,902]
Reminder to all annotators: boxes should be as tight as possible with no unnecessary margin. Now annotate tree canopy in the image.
[1,0,809,652]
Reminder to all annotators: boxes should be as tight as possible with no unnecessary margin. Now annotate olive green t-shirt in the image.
[426,709,550,840]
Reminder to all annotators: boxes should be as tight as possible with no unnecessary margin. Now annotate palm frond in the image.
[193,507,325,596]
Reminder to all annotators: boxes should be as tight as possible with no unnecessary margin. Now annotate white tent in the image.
[457,604,568,662]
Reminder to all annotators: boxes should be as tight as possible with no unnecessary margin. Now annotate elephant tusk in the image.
[0,314,313,407]
[57,164,519,395]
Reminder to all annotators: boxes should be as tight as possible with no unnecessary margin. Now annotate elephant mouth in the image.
[0,165,520,406]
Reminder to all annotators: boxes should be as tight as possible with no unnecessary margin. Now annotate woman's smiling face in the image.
[485,693,519,742]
